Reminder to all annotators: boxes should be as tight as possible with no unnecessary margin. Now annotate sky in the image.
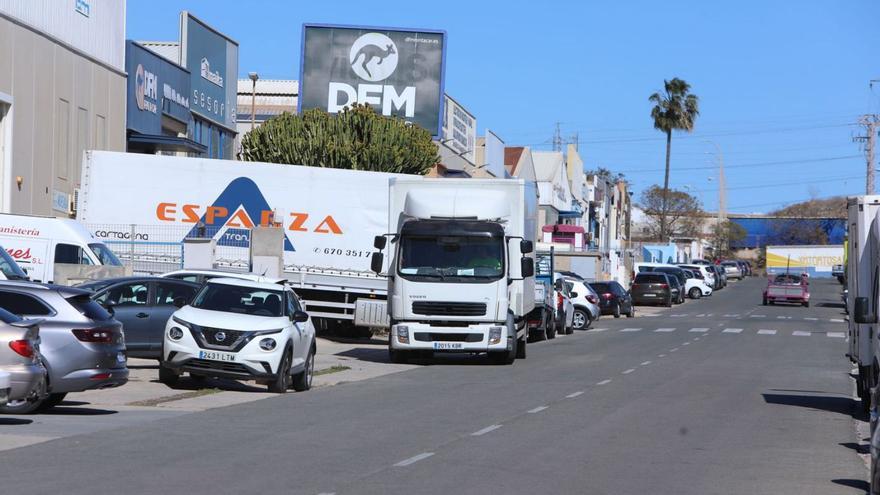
[127,0,880,214]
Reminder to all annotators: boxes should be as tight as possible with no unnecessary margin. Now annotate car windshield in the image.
[192,284,285,317]
[0,248,28,280]
[399,235,504,281]
[88,243,123,266]
[773,274,803,285]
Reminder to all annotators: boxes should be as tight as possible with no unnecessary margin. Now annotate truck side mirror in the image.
[855,297,876,324]
[371,252,384,274]
[373,235,387,250]
[520,240,534,254]
[521,257,534,278]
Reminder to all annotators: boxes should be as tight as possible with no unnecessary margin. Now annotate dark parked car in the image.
[589,281,634,318]
[649,267,687,303]
[707,264,726,289]
[631,273,675,307]
[77,277,200,359]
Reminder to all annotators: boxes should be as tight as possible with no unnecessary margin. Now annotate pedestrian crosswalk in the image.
[663,313,845,324]
[588,326,846,338]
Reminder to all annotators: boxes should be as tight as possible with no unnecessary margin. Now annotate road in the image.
[0,277,867,494]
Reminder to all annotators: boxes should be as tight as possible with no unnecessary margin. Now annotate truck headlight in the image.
[396,326,409,344]
[489,326,504,345]
[259,338,276,351]
[168,327,184,341]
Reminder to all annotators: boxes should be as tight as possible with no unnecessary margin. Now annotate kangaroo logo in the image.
[349,33,398,82]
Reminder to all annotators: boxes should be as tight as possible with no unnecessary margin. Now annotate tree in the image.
[586,167,627,185]
[649,78,700,241]
[711,220,747,256]
[771,196,846,219]
[239,104,440,174]
[639,186,704,241]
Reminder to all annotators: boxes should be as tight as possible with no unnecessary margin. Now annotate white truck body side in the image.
[847,195,880,400]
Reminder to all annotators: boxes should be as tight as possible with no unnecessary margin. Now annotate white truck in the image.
[371,177,537,364]
[77,150,403,334]
[847,195,880,410]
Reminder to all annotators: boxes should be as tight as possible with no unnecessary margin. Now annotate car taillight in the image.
[659,283,668,288]
[587,295,598,304]
[8,339,35,359]
[72,328,117,344]
[557,294,563,307]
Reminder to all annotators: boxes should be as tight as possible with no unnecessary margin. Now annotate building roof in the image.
[504,147,525,175]
[138,41,180,64]
[531,151,565,182]
[236,79,298,96]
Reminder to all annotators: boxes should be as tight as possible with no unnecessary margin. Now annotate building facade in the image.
[0,0,126,216]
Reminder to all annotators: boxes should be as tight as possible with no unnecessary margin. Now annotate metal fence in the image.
[85,223,251,275]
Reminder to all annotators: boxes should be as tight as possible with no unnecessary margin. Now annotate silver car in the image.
[0,306,46,406]
[0,281,128,413]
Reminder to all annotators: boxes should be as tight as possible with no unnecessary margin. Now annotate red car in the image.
[762,273,810,307]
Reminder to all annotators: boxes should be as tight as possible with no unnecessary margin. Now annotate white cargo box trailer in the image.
[77,150,404,331]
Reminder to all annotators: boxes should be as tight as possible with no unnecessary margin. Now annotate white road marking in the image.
[597,379,612,385]
[394,452,435,467]
[689,328,709,333]
[695,314,706,317]
[527,406,548,414]
[622,368,635,374]
[566,391,584,398]
[776,316,792,320]
[792,331,811,336]
[590,328,609,332]
[722,328,743,333]
[828,332,846,338]
[620,328,642,332]
[723,314,740,317]
[706,314,714,317]
[654,327,676,332]
[682,342,691,346]
[751,315,766,318]
[471,425,503,436]
[670,314,688,318]
[693,337,701,341]
[757,329,777,335]
[670,348,679,352]
[317,492,336,495]
[830,319,845,323]
[804,317,818,321]
[658,354,667,357]
[641,361,652,366]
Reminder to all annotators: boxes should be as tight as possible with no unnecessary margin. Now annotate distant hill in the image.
[770,196,847,219]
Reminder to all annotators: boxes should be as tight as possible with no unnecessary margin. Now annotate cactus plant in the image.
[238,104,440,175]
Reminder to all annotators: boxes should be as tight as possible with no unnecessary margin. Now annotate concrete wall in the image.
[0,14,126,215]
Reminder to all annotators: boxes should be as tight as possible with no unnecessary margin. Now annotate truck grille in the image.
[412,301,487,317]
[414,332,483,342]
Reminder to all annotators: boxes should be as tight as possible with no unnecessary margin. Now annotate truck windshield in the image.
[399,235,504,281]
[88,243,123,266]
[0,248,28,280]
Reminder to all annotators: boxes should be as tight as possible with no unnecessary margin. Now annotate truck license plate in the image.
[199,350,236,362]
[433,342,463,350]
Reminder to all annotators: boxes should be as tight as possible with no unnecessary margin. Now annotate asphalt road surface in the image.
[0,277,866,494]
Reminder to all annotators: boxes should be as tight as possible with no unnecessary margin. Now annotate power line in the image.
[614,154,860,174]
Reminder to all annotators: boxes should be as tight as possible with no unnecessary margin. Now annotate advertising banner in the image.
[442,94,476,164]
[180,12,239,130]
[766,245,844,278]
[125,41,191,135]
[299,24,446,137]
[78,151,404,273]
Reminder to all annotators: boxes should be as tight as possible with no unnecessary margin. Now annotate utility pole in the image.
[553,122,562,152]
[705,140,727,252]
[854,115,879,194]
[248,72,259,132]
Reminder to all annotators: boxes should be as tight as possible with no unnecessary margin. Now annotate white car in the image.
[160,277,316,393]
[679,269,714,299]
[563,277,601,330]
[678,264,716,288]
[161,269,268,284]
[553,273,575,335]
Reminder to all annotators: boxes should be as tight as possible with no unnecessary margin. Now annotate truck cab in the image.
[373,178,536,365]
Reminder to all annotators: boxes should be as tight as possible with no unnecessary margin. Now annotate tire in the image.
[665,296,673,308]
[803,301,810,308]
[762,297,768,306]
[546,315,557,340]
[0,397,45,414]
[626,304,635,318]
[490,337,516,365]
[37,393,68,411]
[689,287,701,299]
[573,309,589,330]
[268,349,292,393]
[613,303,621,318]
[515,335,527,359]
[158,365,179,386]
[292,344,314,392]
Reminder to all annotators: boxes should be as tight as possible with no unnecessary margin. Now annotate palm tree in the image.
[649,78,699,240]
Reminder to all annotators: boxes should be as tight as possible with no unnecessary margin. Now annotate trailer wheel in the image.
[516,335,527,359]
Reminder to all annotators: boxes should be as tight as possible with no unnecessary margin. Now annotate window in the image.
[88,243,122,266]
[0,291,53,316]
[55,243,91,264]
[286,291,299,316]
[0,307,22,324]
[0,248,28,280]
[95,283,148,307]
[191,284,284,317]
[154,282,198,306]
[66,294,111,321]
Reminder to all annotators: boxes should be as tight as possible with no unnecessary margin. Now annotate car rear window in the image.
[635,274,667,283]
[66,294,112,321]
[590,282,612,293]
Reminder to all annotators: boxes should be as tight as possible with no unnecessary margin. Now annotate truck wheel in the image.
[159,365,179,387]
[490,339,516,365]
[389,346,409,364]
[689,287,701,299]
[546,317,556,340]
[268,350,292,393]
[515,335,527,359]
[292,345,315,392]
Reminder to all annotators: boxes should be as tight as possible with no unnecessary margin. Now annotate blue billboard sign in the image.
[125,41,192,135]
[180,12,239,130]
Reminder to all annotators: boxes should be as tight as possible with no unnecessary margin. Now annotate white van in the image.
[0,214,123,283]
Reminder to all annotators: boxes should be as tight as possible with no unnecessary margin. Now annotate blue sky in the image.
[128,1,880,214]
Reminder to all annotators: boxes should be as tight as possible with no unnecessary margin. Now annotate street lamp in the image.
[248,72,259,132]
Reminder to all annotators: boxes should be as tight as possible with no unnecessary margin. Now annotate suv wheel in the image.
[689,287,702,299]
[268,350,292,393]
[573,309,589,329]
[292,344,314,392]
